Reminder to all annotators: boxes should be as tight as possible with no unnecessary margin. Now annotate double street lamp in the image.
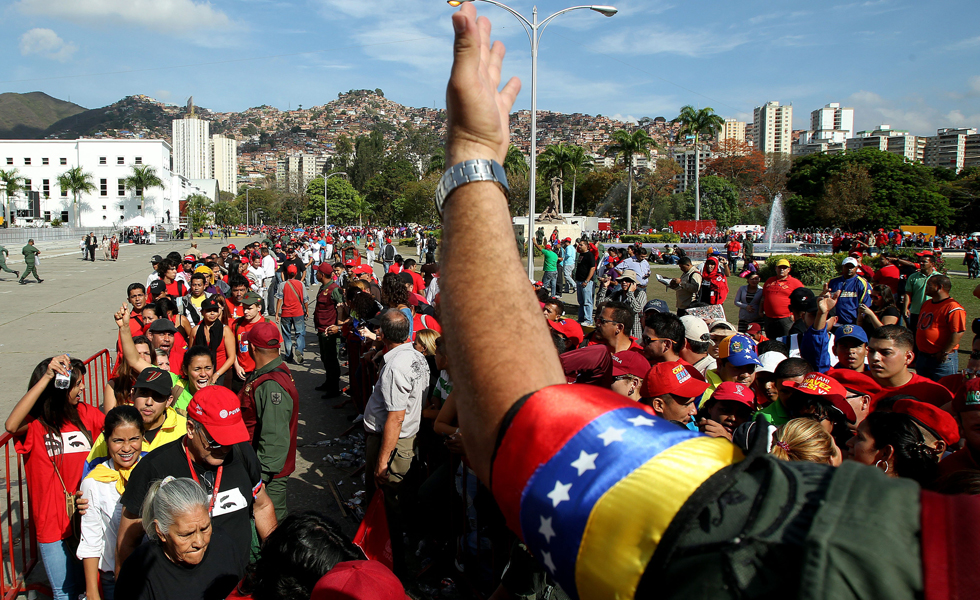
[447,0,617,279]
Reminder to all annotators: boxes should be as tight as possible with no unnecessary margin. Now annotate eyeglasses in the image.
[594,316,614,326]
[198,427,223,450]
[642,336,669,346]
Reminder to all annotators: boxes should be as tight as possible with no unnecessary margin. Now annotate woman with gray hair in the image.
[114,477,246,599]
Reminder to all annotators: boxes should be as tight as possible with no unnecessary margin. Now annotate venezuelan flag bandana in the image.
[492,384,744,600]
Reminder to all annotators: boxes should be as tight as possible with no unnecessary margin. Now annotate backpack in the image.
[383,244,396,261]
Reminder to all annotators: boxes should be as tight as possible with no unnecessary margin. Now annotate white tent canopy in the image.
[120,215,155,229]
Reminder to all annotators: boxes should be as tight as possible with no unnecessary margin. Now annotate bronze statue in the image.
[537,177,565,223]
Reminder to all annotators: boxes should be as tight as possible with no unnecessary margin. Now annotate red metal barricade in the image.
[0,349,110,599]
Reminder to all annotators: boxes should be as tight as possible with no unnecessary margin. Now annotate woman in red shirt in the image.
[5,355,105,600]
[191,298,236,383]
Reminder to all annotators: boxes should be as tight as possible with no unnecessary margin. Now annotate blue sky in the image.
[2,0,979,135]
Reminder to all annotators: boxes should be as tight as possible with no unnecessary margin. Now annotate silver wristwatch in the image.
[434,159,509,219]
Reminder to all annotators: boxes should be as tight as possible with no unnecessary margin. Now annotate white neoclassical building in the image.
[0,138,211,228]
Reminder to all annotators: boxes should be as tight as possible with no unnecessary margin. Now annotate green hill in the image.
[0,92,87,139]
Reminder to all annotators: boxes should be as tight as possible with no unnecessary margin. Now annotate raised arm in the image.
[114,305,153,373]
[441,3,562,484]
[5,354,71,434]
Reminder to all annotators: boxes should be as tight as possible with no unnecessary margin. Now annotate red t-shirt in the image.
[278,279,306,318]
[868,372,954,408]
[234,317,281,373]
[169,327,189,377]
[412,314,442,340]
[873,264,901,295]
[388,264,403,274]
[917,298,967,354]
[762,276,804,319]
[165,280,187,298]
[409,271,426,295]
[225,298,245,323]
[15,405,105,543]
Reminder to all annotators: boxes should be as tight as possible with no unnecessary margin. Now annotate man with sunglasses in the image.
[116,386,277,574]
[642,311,690,368]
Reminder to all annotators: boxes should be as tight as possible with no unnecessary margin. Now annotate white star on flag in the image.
[539,516,556,543]
[597,426,626,446]
[547,480,572,507]
[627,414,655,427]
[542,550,557,573]
[570,450,598,476]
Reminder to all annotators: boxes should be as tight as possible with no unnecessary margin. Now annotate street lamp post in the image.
[447,0,617,279]
[323,172,348,229]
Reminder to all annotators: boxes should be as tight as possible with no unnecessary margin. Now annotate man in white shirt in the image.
[362,309,429,576]
[260,246,278,316]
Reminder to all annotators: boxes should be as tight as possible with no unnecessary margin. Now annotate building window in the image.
[42,179,49,198]
[60,158,67,165]
[42,158,49,165]
[5,158,11,165]
[103,216,107,220]
[43,211,51,222]
[24,179,31,189]
[61,187,68,197]
[118,179,126,196]
[61,211,69,222]
[99,157,107,165]
[100,179,108,196]
[102,205,106,210]
[117,156,124,165]
[119,205,124,210]
[135,157,142,165]
[24,158,31,166]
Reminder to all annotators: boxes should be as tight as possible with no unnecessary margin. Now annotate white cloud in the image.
[591,25,748,57]
[16,0,235,34]
[845,89,977,136]
[19,28,77,61]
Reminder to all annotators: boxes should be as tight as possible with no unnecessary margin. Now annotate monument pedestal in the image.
[536,222,582,243]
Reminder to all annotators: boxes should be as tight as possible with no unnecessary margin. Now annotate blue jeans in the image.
[101,570,116,600]
[280,316,306,359]
[542,270,558,297]
[915,350,958,381]
[39,540,83,600]
[576,280,595,324]
[563,264,574,292]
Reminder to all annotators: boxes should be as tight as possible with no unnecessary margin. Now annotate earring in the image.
[875,459,890,474]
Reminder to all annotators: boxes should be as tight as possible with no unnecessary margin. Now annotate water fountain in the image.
[592,181,627,219]
[764,193,786,251]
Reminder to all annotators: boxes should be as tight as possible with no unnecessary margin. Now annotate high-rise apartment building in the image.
[847,125,924,163]
[276,153,326,193]
[211,134,238,195]
[923,128,977,173]
[809,103,854,143]
[716,119,746,145]
[752,101,793,155]
[172,115,211,180]
[669,146,713,194]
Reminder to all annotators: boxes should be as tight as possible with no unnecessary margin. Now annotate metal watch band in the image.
[434,159,509,219]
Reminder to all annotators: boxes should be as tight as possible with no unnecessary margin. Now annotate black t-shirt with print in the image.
[574,252,596,283]
[277,256,306,276]
[122,437,261,564]
[115,527,245,600]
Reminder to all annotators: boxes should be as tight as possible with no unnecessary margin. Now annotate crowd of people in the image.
[9,6,980,599]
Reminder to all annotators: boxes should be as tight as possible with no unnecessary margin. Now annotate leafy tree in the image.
[575,168,626,217]
[305,176,363,225]
[349,130,386,192]
[605,129,657,230]
[334,135,354,173]
[817,163,870,228]
[428,147,445,175]
[57,166,96,228]
[364,160,415,223]
[682,175,740,228]
[394,174,440,224]
[212,201,241,227]
[0,169,25,227]
[705,139,765,195]
[124,165,165,218]
[637,158,682,227]
[538,143,576,212]
[566,145,593,215]
[672,105,725,221]
[394,125,439,178]
[185,194,213,232]
[504,145,529,177]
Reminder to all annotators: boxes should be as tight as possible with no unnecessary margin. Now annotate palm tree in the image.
[351,195,371,228]
[124,165,165,218]
[567,145,593,215]
[504,144,529,177]
[57,167,96,228]
[672,106,725,221]
[606,129,657,230]
[0,169,25,227]
[538,143,576,212]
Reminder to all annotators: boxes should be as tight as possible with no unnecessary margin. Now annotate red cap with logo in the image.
[186,386,249,446]
[547,319,584,348]
[353,265,373,275]
[245,322,281,350]
[311,560,407,600]
[641,361,709,399]
[954,377,980,414]
[892,399,960,446]
[610,350,651,379]
[786,372,855,422]
[826,368,882,398]
[709,381,755,408]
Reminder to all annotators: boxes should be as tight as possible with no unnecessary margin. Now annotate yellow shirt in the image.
[83,407,187,476]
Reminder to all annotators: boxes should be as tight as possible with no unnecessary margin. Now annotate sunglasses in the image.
[642,336,669,346]
[198,427,223,450]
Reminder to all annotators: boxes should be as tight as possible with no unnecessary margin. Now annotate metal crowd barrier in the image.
[0,349,108,599]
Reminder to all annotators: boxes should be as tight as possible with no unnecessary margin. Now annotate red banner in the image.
[352,490,394,570]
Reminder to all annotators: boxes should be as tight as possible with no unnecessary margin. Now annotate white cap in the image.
[680,315,710,343]
[842,257,859,267]
[757,351,785,374]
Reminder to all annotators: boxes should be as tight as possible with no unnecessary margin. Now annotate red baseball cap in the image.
[186,386,249,446]
[954,377,980,414]
[344,259,356,266]
[641,361,709,399]
[227,244,236,250]
[915,250,934,257]
[892,399,960,446]
[709,381,755,408]
[311,560,408,600]
[610,350,650,379]
[317,263,334,276]
[746,323,762,335]
[245,322,281,350]
[826,368,882,398]
[547,318,584,348]
[354,265,373,275]
[786,372,855,422]
[183,255,196,262]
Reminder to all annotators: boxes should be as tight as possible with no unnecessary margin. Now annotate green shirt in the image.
[905,270,938,315]
[755,398,791,427]
[0,245,7,259]
[250,356,293,480]
[21,244,38,264]
[541,248,558,273]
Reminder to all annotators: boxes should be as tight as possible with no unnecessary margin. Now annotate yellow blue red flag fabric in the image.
[492,384,743,600]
